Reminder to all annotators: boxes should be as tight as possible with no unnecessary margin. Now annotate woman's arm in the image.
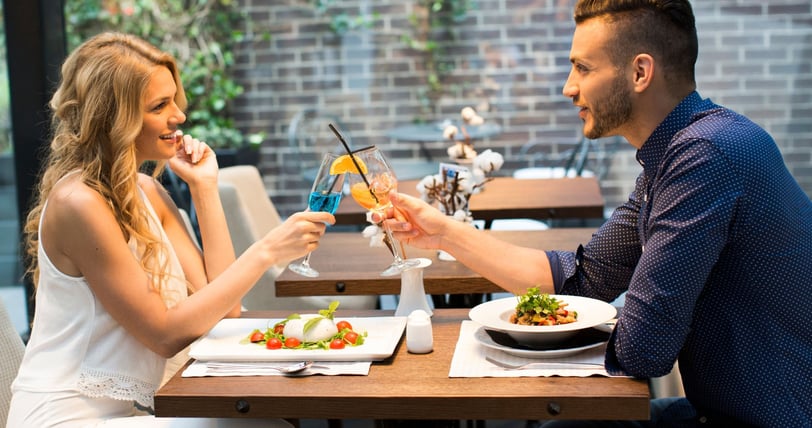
[48,177,334,358]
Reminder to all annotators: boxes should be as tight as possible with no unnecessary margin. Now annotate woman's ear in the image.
[631,53,655,93]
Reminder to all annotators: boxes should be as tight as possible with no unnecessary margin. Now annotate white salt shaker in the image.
[406,309,433,354]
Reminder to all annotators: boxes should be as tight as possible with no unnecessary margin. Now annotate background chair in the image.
[514,135,624,181]
[651,362,686,399]
[177,208,200,250]
[218,165,378,311]
[1,299,25,426]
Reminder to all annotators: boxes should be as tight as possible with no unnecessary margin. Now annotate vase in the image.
[394,258,433,317]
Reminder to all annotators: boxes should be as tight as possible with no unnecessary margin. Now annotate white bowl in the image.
[468,295,616,346]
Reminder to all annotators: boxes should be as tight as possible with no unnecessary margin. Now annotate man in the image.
[386,0,812,426]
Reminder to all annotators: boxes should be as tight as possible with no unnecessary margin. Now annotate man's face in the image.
[563,18,633,139]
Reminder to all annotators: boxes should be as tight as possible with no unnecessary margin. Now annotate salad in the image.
[242,301,367,350]
[511,287,578,326]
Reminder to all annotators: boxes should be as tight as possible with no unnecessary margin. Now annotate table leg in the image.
[417,141,434,161]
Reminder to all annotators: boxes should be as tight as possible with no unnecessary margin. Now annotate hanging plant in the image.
[402,0,473,120]
[311,0,379,35]
[63,0,264,150]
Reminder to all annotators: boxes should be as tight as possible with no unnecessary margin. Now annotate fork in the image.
[485,356,605,370]
[205,361,319,374]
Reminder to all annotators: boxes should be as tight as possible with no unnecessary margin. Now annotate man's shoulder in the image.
[682,103,771,145]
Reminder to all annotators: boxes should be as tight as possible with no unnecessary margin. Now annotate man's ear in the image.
[631,53,654,93]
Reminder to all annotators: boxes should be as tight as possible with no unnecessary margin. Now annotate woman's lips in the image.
[160,130,183,142]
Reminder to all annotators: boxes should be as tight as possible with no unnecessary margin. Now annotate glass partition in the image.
[0,1,27,337]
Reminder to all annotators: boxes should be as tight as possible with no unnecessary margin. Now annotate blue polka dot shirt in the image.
[548,91,812,426]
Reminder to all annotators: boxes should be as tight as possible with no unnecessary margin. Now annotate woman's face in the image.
[135,66,186,164]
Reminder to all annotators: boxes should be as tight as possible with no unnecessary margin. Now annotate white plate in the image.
[473,326,607,359]
[468,295,617,346]
[189,316,407,362]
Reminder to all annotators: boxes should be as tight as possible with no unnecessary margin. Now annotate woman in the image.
[6,32,330,427]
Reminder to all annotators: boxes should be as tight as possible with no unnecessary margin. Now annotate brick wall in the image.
[231,0,812,217]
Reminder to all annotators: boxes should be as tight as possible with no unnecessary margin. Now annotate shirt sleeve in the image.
[550,175,645,301]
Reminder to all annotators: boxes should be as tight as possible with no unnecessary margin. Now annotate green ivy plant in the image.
[64,0,263,150]
[311,0,379,35]
[402,0,473,121]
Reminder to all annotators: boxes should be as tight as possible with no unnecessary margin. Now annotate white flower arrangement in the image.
[417,150,504,223]
[362,211,387,248]
[362,106,499,248]
[444,106,486,162]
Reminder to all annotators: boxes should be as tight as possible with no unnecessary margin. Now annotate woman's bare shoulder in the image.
[42,175,121,237]
[49,174,109,214]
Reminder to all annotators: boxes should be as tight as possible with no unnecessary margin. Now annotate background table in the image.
[276,228,597,297]
[334,176,605,227]
[386,122,502,160]
[155,309,650,421]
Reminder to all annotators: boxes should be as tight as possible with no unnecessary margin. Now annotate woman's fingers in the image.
[181,134,208,164]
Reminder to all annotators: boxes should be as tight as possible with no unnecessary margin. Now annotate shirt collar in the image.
[636,91,709,175]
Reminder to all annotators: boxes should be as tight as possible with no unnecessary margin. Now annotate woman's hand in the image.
[256,211,336,266]
[167,133,219,188]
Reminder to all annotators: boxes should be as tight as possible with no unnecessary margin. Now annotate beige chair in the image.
[178,208,201,250]
[1,299,25,426]
[651,362,686,398]
[218,165,378,311]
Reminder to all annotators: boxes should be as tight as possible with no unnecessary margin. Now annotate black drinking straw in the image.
[328,123,379,204]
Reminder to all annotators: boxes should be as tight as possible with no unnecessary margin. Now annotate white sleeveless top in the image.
[12,187,188,409]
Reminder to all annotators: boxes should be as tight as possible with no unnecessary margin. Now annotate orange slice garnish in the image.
[330,154,368,175]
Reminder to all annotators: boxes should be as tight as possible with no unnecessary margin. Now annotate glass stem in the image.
[300,253,312,267]
[382,223,406,263]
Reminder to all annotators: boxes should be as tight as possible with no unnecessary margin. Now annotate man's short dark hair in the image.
[574,0,698,89]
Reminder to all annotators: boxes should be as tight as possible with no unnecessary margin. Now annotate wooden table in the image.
[334,176,605,227]
[154,309,650,421]
[276,228,597,297]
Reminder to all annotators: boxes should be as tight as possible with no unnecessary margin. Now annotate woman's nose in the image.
[172,105,187,124]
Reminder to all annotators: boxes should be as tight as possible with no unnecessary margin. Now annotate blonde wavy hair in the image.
[24,32,187,294]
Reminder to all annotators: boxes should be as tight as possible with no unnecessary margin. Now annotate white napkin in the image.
[450,320,620,378]
[182,360,372,377]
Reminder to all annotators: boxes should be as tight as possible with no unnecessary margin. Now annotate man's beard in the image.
[583,76,632,140]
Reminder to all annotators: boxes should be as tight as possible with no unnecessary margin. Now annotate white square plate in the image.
[189,316,407,362]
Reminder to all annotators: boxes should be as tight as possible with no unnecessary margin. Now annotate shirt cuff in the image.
[546,251,563,293]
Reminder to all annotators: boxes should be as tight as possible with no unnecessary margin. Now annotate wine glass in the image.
[345,145,421,276]
[287,152,345,277]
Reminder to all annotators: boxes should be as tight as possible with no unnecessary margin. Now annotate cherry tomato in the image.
[273,323,285,335]
[249,330,264,343]
[344,331,359,345]
[329,338,345,349]
[336,320,353,331]
[284,337,301,348]
[266,337,283,349]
